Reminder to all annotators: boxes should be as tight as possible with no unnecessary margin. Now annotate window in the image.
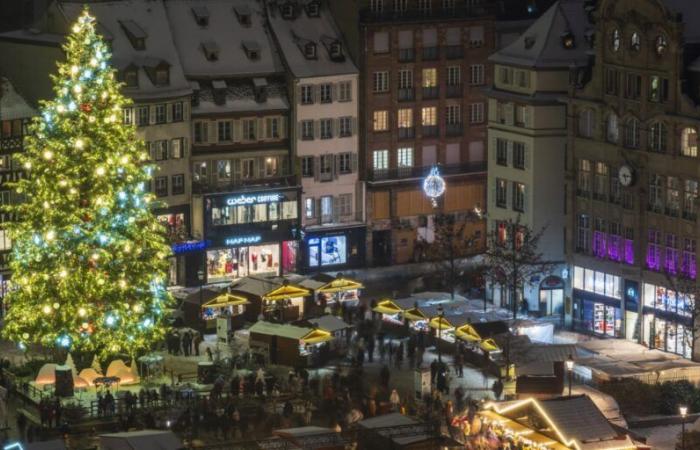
[154,104,166,124]
[468,26,484,47]
[611,29,621,52]
[194,121,208,143]
[301,85,314,104]
[264,157,278,177]
[624,73,641,99]
[469,103,484,124]
[499,67,511,84]
[649,122,667,153]
[593,218,607,258]
[393,0,407,13]
[172,174,185,195]
[605,68,619,95]
[339,153,352,174]
[123,108,133,125]
[447,66,460,86]
[515,105,528,127]
[610,170,621,204]
[577,214,591,253]
[370,0,384,13]
[512,183,525,212]
[624,227,634,264]
[606,113,619,143]
[665,234,679,274]
[266,117,280,139]
[319,84,332,103]
[418,0,431,13]
[667,176,681,217]
[193,161,207,181]
[305,197,315,218]
[577,159,591,196]
[682,128,698,157]
[339,117,352,137]
[649,76,669,103]
[173,102,184,121]
[513,142,525,169]
[373,111,388,131]
[338,81,352,102]
[320,155,333,179]
[373,149,389,171]
[399,69,413,89]
[338,194,353,216]
[0,229,11,251]
[593,162,609,201]
[496,139,508,166]
[373,31,389,53]
[630,32,641,52]
[469,65,484,85]
[682,238,697,279]
[301,120,314,140]
[421,107,436,126]
[398,108,413,128]
[496,179,507,208]
[624,118,640,148]
[578,109,594,138]
[154,140,168,161]
[397,147,413,168]
[124,68,138,88]
[320,119,333,139]
[649,174,664,214]
[684,179,698,221]
[137,106,149,126]
[218,121,232,142]
[446,105,460,124]
[607,222,623,262]
[241,159,255,179]
[242,119,256,140]
[516,70,529,88]
[373,71,389,92]
[217,160,231,180]
[155,176,168,197]
[302,156,314,177]
[422,68,437,87]
[655,34,668,56]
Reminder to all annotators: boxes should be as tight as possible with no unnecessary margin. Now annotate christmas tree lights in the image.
[1,8,172,358]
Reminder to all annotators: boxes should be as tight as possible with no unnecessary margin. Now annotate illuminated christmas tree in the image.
[1,8,172,358]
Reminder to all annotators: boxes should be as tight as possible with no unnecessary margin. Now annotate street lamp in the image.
[437,304,444,364]
[197,269,205,306]
[565,354,574,397]
[680,405,688,450]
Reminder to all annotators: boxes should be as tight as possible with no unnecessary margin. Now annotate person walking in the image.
[389,389,401,412]
[454,350,464,378]
[430,359,439,384]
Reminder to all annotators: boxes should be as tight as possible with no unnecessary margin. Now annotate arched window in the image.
[606,113,619,143]
[624,118,640,148]
[655,34,668,56]
[611,29,621,52]
[681,127,698,157]
[630,32,641,52]
[578,109,594,138]
[648,122,667,153]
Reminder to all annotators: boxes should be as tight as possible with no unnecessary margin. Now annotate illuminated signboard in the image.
[225,235,262,246]
[226,193,282,206]
[172,240,209,254]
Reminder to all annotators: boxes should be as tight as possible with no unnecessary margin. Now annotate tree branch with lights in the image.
[1,8,172,359]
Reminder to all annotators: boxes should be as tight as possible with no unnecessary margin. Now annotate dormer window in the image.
[234,5,251,26]
[331,42,343,59]
[119,20,146,51]
[155,67,169,86]
[123,66,138,87]
[192,6,210,27]
[281,2,295,19]
[561,31,575,49]
[305,1,320,17]
[202,41,220,61]
[304,42,317,59]
[242,41,261,61]
[630,32,641,52]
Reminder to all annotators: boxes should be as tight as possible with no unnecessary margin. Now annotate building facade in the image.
[485,0,588,318]
[330,0,491,266]
[567,0,700,359]
[268,0,365,274]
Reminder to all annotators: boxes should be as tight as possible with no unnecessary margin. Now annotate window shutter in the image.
[256,118,264,141]
[281,155,289,176]
[351,152,358,173]
[148,141,154,160]
[524,145,530,170]
[333,196,341,221]
[149,106,156,125]
[333,154,339,179]
[164,139,170,159]
[352,117,358,136]
[490,181,496,210]
[523,185,528,213]
[297,85,303,104]
[316,198,322,219]
[329,119,334,138]
[314,120,320,138]
[314,157,320,182]
[184,102,189,121]
[207,121,216,144]
[233,159,241,181]
[257,157,265,178]
[297,121,303,141]
[506,140,513,166]
[331,83,337,101]
[183,138,188,158]
[280,117,287,139]
[523,106,531,128]
[504,103,514,126]
[166,104,173,123]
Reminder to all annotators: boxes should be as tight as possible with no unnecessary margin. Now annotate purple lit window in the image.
[647,244,661,271]
[682,252,697,280]
[665,247,678,274]
[624,239,634,265]
[607,235,622,262]
[593,231,607,258]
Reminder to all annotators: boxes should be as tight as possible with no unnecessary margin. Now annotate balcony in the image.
[398,48,415,62]
[422,125,438,138]
[422,86,439,100]
[422,46,439,60]
[398,127,415,139]
[446,123,463,136]
[359,5,492,23]
[192,172,297,195]
[367,161,487,183]
[446,84,462,98]
[445,45,464,59]
[398,88,415,102]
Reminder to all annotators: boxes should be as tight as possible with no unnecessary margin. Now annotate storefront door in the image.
[372,230,391,266]
[539,289,564,316]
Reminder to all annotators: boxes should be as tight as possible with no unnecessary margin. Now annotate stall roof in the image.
[249,321,312,340]
[471,321,510,338]
[302,328,333,345]
[99,430,182,450]
[308,315,351,333]
[273,426,347,449]
[372,299,402,315]
[263,283,311,301]
[317,277,364,293]
[201,293,250,309]
[229,276,310,301]
[358,413,434,446]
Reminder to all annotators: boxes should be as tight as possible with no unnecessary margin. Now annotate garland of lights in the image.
[0,8,172,358]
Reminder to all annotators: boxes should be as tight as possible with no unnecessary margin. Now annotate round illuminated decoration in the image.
[423,166,446,207]
[618,165,634,187]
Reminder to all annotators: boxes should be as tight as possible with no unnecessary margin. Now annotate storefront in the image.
[642,282,694,359]
[299,274,363,310]
[157,204,190,286]
[301,226,366,273]
[572,266,624,337]
[538,276,564,317]
[203,190,300,284]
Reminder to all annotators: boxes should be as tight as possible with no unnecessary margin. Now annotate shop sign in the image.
[225,235,262,246]
[226,193,282,206]
[172,240,208,254]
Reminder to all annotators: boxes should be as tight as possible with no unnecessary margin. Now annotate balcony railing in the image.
[422,125,438,138]
[398,127,415,139]
[446,123,463,136]
[445,45,464,59]
[367,161,486,183]
[398,88,415,102]
[446,84,462,98]
[422,86,439,99]
[360,5,491,23]
[422,46,439,60]
[398,48,415,62]
[192,172,297,194]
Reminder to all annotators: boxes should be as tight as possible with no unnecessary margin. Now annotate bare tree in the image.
[484,216,553,319]
[662,271,697,358]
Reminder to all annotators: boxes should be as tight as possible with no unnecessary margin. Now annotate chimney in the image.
[212,80,227,106]
[253,78,268,103]
[190,81,201,107]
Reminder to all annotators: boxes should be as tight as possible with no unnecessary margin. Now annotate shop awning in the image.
[480,338,500,352]
[301,328,333,345]
[317,277,364,293]
[263,284,311,301]
[429,316,454,331]
[455,324,481,342]
[403,307,428,322]
[477,410,569,450]
[201,293,250,309]
[372,299,402,315]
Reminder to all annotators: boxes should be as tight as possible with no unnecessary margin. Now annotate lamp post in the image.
[197,269,204,306]
[437,304,444,364]
[565,354,574,397]
[680,405,688,450]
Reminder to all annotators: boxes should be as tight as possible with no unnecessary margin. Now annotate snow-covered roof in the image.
[165,0,282,78]
[0,77,36,120]
[58,1,191,101]
[489,0,590,69]
[100,430,182,450]
[193,79,289,115]
[267,0,358,79]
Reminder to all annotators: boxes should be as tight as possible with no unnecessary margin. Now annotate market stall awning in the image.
[455,324,481,342]
[201,293,250,308]
[301,328,333,344]
[478,410,569,450]
[480,338,500,352]
[317,277,364,293]
[263,284,311,301]
[429,316,454,330]
[372,299,402,315]
[403,307,428,322]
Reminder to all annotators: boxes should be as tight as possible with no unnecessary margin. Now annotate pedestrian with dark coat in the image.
[366,335,375,362]
[454,350,464,378]
[430,359,439,384]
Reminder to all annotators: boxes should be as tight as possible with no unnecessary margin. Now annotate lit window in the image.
[373,111,388,131]
[373,149,388,171]
[611,29,620,52]
[682,127,698,157]
[630,32,641,52]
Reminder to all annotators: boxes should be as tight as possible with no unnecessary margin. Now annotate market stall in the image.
[308,314,353,354]
[201,293,249,322]
[301,273,364,309]
[248,321,333,367]
[372,299,404,324]
[229,276,311,322]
